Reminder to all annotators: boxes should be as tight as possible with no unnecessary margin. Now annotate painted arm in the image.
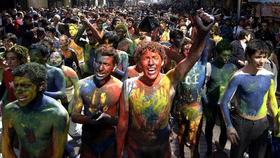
[219,76,238,128]
[44,67,66,100]
[84,20,104,43]
[267,79,280,136]
[172,11,213,85]
[2,108,17,158]
[116,82,129,158]
[52,109,69,158]
[71,82,92,124]
[67,69,80,113]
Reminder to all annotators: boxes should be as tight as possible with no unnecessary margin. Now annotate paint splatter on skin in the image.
[2,77,69,158]
[220,69,278,128]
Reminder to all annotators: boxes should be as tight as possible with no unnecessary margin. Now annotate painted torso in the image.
[80,76,122,130]
[221,69,274,119]
[4,95,67,158]
[124,73,175,145]
[173,50,207,106]
[207,61,236,105]
[46,64,65,92]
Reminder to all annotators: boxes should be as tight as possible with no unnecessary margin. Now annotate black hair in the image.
[45,25,56,34]
[95,46,119,65]
[12,62,47,87]
[238,30,251,40]
[30,43,50,58]
[101,31,118,45]
[3,33,17,44]
[169,29,184,40]
[215,39,232,55]
[245,39,270,59]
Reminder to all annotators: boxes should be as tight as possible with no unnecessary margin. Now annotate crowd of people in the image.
[0,3,280,158]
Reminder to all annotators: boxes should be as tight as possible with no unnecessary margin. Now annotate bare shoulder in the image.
[44,95,68,117]
[108,76,123,89]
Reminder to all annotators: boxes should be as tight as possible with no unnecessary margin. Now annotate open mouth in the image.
[95,72,106,79]
[147,68,156,75]
[17,95,28,102]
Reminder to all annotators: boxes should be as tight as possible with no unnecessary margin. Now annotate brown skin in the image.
[71,54,122,158]
[116,9,213,158]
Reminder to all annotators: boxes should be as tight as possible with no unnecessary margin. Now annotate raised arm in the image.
[172,9,213,86]
[82,18,104,43]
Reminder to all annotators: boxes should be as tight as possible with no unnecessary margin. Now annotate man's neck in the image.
[93,75,111,88]
[22,93,44,110]
[139,74,161,87]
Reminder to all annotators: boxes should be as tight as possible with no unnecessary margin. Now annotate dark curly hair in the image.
[5,45,29,64]
[12,62,47,89]
[134,41,167,65]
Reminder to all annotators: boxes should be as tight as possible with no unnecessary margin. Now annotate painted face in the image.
[48,52,63,67]
[140,49,163,81]
[116,28,126,40]
[6,52,20,69]
[29,49,46,64]
[94,54,115,81]
[14,76,37,107]
[69,24,78,37]
[218,50,231,64]
[248,51,267,70]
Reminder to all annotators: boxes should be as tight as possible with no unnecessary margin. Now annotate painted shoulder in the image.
[233,68,274,77]
[111,76,123,87]
[79,76,93,86]
[43,95,68,117]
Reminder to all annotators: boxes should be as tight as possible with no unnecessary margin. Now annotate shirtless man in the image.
[117,9,213,158]
[220,39,280,158]
[2,62,69,158]
[29,44,66,100]
[71,46,122,158]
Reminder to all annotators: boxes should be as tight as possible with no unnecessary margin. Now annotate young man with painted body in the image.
[71,46,122,158]
[204,40,237,157]
[172,38,209,158]
[2,62,69,158]
[117,10,213,158]
[29,44,66,101]
[220,39,280,158]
